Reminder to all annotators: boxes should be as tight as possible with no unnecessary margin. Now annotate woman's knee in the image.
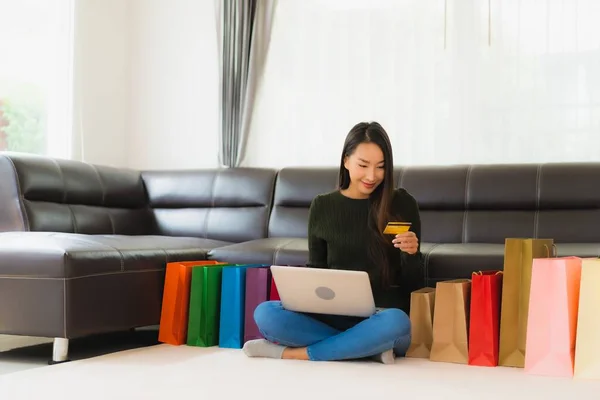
[253,300,283,332]
[376,308,411,339]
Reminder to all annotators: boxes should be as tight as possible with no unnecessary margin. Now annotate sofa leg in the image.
[48,338,70,365]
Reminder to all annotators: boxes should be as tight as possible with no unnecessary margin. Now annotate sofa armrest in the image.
[0,154,28,232]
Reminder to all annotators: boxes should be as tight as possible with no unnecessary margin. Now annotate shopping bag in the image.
[574,258,600,379]
[406,287,436,359]
[498,238,554,368]
[430,279,471,364]
[244,267,272,343]
[524,256,581,377]
[158,260,222,345]
[468,271,503,366]
[269,276,281,301]
[219,264,269,349]
[187,263,233,347]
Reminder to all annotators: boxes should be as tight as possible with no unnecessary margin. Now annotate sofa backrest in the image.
[267,163,600,244]
[268,168,339,238]
[3,152,598,245]
[142,168,277,242]
[0,153,153,234]
[398,163,600,244]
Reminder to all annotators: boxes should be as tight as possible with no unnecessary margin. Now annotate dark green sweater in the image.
[306,189,425,314]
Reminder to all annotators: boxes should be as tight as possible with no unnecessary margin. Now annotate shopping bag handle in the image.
[472,270,503,276]
[543,244,558,258]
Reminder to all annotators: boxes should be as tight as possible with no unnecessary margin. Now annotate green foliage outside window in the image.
[0,80,46,154]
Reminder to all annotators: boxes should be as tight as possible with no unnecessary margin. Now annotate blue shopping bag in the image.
[219,264,269,349]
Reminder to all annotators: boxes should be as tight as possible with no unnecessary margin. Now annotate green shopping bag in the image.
[187,263,234,347]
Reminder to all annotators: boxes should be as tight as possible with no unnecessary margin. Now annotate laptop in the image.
[270,265,376,318]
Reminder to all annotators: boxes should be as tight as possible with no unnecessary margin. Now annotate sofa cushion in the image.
[425,243,505,287]
[424,242,600,287]
[86,235,230,271]
[0,232,228,278]
[208,238,309,266]
[555,243,600,258]
[210,240,441,274]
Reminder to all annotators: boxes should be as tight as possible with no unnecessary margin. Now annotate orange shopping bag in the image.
[524,255,582,377]
[158,260,222,345]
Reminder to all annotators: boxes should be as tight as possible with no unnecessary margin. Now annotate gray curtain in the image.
[215,0,277,168]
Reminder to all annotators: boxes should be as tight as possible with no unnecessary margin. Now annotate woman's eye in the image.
[359,165,367,168]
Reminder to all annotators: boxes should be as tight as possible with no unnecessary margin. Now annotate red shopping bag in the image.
[468,270,503,366]
[269,275,280,301]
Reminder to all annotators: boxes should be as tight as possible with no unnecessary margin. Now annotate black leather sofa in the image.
[1,152,600,363]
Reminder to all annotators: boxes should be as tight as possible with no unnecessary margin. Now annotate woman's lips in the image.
[362,181,375,189]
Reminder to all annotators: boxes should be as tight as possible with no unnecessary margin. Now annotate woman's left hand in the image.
[393,231,419,255]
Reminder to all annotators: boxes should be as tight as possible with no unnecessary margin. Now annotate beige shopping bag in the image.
[574,258,600,379]
[498,238,554,368]
[406,287,436,358]
[430,279,471,364]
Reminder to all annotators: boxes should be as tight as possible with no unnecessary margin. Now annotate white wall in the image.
[72,0,220,170]
[127,0,220,170]
[72,0,600,170]
[71,0,132,168]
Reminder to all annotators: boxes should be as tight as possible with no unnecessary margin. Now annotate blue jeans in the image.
[253,301,411,361]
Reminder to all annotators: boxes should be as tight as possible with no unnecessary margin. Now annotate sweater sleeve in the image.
[306,195,328,268]
[394,189,426,290]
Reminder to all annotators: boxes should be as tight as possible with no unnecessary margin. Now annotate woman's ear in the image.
[343,155,350,170]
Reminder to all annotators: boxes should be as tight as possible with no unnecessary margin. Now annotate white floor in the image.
[0,335,51,375]
[1,344,599,399]
[0,329,159,377]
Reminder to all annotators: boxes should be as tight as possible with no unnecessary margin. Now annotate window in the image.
[247,0,600,167]
[0,0,74,158]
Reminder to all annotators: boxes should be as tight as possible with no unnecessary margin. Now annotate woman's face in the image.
[344,142,386,199]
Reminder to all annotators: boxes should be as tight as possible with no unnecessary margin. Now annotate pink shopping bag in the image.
[524,255,582,377]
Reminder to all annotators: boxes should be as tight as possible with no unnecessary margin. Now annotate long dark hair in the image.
[339,121,396,287]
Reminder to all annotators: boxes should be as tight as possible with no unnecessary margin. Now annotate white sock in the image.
[242,339,286,359]
[371,349,396,365]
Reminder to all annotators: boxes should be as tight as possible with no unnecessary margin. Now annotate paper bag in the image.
[498,238,554,368]
[430,279,471,364]
[219,264,268,349]
[573,258,600,379]
[524,256,581,377]
[158,260,222,346]
[244,267,272,343]
[468,271,503,367]
[406,287,436,358]
[187,263,233,347]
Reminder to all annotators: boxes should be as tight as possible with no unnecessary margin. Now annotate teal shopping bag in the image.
[218,264,269,349]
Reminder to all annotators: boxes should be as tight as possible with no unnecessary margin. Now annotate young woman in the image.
[243,121,424,364]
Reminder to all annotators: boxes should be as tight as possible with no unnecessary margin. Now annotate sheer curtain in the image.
[244,0,600,168]
[215,0,277,167]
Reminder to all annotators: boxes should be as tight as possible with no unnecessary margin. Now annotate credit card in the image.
[383,222,411,235]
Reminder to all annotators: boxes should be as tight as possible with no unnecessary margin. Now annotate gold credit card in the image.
[383,222,411,235]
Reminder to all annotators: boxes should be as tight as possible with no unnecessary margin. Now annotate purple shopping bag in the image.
[244,267,272,343]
